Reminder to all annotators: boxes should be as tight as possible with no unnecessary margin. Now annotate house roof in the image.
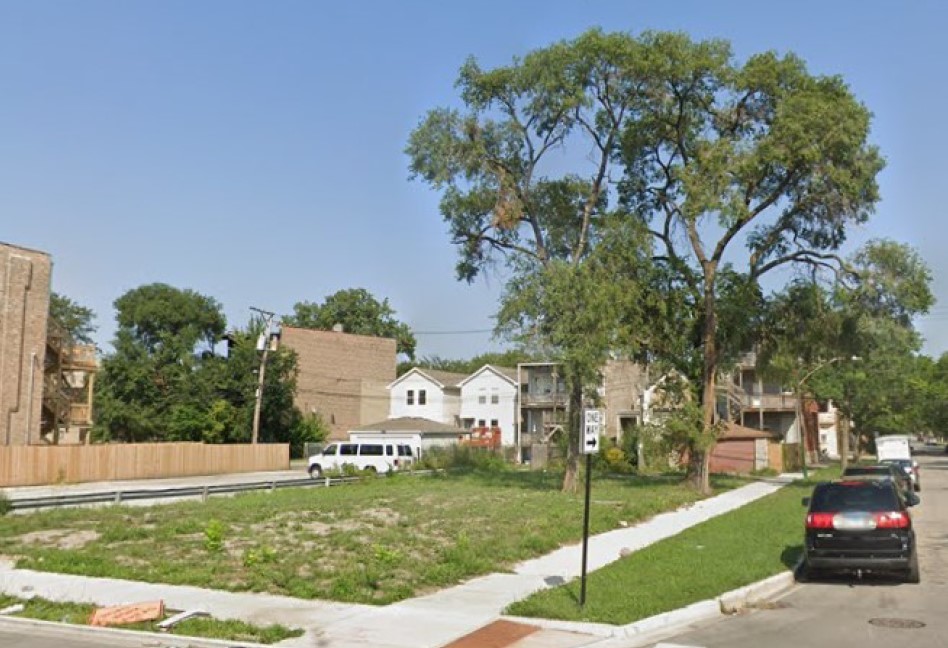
[719,422,778,440]
[352,416,469,435]
[458,364,519,388]
[389,367,468,390]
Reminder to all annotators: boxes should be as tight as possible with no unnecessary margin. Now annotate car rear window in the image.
[810,482,902,512]
[398,445,413,457]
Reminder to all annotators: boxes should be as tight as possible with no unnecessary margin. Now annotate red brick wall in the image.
[0,242,52,446]
[279,327,396,440]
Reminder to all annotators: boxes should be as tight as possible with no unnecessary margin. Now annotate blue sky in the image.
[3,1,946,359]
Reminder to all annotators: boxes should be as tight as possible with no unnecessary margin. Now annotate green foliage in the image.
[416,445,509,472]
[203,519,227,553]
[93,285,307,449]
[49,292,97,345]
[283,288,417,360]
[408,28,887,492]
[0,492,10,517]
[289,412,329,459]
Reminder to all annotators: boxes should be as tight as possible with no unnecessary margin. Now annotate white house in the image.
[458,365,519,447]
[388,368,467,425]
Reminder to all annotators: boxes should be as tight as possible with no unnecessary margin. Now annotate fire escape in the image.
[41,318,97,444]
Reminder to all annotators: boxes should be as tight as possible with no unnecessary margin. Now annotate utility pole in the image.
[250,307,276,445]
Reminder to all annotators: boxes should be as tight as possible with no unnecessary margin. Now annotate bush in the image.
[290,413,330,459]
[0,491,10,517]
[417,445,509,472]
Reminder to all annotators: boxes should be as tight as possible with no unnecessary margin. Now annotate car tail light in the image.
[874,512,911,529]
[806,512,835,529]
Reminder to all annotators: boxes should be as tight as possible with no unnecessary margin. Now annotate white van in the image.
[307,441,415,478]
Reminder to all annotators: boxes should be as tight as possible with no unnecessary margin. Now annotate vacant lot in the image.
[0,470,742,604]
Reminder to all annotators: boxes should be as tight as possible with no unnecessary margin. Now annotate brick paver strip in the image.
[442,619,539,648]
[89,600,164,626]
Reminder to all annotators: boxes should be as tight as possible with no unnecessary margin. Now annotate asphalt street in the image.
[642,447,948,648]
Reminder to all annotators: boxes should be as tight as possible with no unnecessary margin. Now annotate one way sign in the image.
[582,409,602,454]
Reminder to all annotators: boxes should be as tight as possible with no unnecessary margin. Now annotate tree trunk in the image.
[561,381,584,494]
[688,269,718,495]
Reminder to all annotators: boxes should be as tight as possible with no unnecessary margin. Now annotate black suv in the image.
[800,479,919,583]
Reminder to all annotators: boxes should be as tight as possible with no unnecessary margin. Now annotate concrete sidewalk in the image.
[0,476,796,648]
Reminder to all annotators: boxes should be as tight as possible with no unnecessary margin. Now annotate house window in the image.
[490,393,499,404]
[407,390,414,405]
[490,419,498,428]
[478,419,486,427]
[478,395,487,404]
[419,390,427,405]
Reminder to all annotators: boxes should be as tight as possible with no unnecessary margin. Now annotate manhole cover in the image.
[868,618,926,629]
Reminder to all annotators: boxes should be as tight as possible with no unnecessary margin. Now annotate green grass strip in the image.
[0,594,303,644]
[506,468,839,625]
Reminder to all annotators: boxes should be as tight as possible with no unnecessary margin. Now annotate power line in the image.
[413,329,495,336]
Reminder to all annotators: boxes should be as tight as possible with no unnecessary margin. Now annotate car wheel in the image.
[308,465,323,479]
[796,560,818,583]
[905,551,920,584]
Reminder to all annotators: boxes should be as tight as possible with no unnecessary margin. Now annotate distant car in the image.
[842,464,917,503]
[307,441,415,478]
[880,458,920,492]
[800,479,919,583]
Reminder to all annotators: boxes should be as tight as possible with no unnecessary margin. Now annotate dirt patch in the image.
[17,529,100,550]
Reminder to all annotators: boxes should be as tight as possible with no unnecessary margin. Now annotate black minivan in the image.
[800,479,919,583]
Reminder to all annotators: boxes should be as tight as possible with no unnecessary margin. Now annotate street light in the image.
[795,356,861,478]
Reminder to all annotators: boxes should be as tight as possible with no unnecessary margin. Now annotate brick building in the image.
[0,241,52,445]
[279,326,396,441]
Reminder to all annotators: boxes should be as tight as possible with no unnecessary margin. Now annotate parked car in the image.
[800,478,919,583]
[841,464,917,504]
[879,458,920,492]
[307,441,415,478]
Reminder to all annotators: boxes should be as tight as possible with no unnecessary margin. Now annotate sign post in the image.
[580,408,601,606]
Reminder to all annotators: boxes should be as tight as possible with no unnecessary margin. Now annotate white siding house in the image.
[458,365,519,447]
[388,368,466,426]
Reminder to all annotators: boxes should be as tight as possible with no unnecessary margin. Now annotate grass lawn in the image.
[506,467,840,625]
[0,469,744,605]
[0,594,302,644]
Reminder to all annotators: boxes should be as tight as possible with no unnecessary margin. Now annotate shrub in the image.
[203,519,227,553]
[417,445,509,472]
[0,491,10,517]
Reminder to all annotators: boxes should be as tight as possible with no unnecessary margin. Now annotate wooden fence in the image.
[0,443,290,487]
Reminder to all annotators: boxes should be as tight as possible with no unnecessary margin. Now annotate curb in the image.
[0,613,278,648]
[505,569,798,641]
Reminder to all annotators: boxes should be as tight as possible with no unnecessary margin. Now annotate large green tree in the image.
[49,292,97,345]
[756,240,933,466]
[94,284,319,454]
[408,29,884,493]
[284,288,417,360]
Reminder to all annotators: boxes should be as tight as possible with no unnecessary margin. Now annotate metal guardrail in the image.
[6,472,429,511]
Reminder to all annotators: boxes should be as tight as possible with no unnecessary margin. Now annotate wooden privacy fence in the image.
[0,443,290,487]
